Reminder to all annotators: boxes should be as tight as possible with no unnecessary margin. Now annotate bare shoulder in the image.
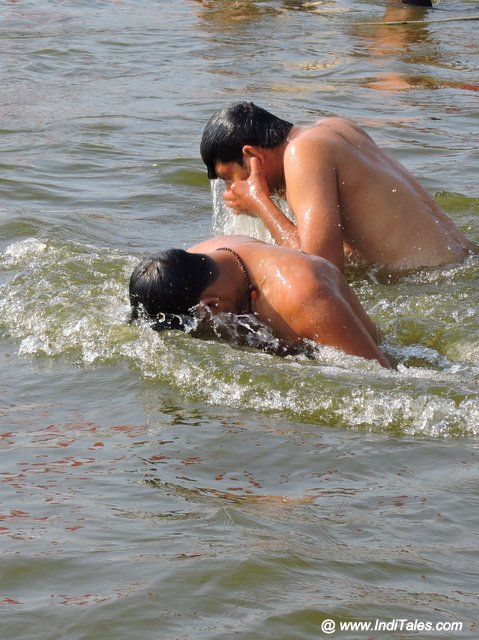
[306,117,374,145]
[284,126,335,171]
[315,116,370,136]
[264,250,338,301]
[188,235,264,254]
[285,117,358,158]
[297,116,357,134]
[297,254,341,293]
[285,118,377,179]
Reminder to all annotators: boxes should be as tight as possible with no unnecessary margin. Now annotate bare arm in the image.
[224,156,302,250]
[286,275,390,367]
[283,137,344,270]
[224,140,346,270]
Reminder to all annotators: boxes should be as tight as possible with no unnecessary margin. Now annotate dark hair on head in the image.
[200,102,293,180]
[129,249,219,320]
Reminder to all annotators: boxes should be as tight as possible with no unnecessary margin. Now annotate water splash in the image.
[210,179,295,242]
[2,237,479,437]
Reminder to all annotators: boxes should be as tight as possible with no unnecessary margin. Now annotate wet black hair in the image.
[129,249,219,322]
[200,102,293,180]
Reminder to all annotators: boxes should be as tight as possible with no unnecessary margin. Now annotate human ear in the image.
[242,146,265,173]
[242,145,257,159]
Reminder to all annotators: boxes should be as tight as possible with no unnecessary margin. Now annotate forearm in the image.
[253,198,301,250]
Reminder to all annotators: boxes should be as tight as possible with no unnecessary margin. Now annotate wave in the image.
[2,236,479,437]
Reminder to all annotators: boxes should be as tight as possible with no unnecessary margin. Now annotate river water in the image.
[1,1,478,638]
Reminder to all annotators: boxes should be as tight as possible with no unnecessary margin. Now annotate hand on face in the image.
[224,156,271,216]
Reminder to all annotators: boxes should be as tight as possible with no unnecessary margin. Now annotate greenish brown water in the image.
[1,1,478,638]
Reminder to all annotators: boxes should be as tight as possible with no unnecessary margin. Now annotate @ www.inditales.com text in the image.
[320,618,463,634]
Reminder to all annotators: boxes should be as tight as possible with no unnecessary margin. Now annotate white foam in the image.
[3,238,48,263]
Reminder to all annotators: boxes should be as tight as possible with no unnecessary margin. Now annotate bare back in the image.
[284,118,475,271]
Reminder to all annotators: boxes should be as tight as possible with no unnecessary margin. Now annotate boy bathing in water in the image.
[129,236,390,368]
[201,102,475,275]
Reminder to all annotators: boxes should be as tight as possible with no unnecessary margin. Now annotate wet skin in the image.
[188,235,391,368]
[217,117,476,273]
